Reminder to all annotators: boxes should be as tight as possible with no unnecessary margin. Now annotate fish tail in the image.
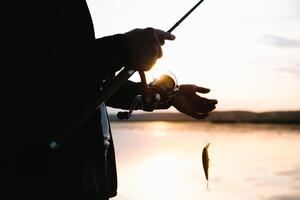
[206,142,210,148]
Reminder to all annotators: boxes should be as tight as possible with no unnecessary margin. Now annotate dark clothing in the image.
[6,0,140,199]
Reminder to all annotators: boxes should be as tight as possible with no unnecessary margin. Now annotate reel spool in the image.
[117,70,179,119]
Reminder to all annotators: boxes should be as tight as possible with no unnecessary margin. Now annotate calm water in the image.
[110,122,300,200]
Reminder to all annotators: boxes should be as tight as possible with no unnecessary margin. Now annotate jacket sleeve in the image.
[89,34,130,82]
[106,80,141,110]
[105,80,173,110]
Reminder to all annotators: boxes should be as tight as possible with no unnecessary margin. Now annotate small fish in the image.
[202,142,210,190]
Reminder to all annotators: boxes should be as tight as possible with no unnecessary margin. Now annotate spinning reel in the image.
[117,70,179,120]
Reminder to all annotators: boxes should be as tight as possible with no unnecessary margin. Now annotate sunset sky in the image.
[87,0,300,112]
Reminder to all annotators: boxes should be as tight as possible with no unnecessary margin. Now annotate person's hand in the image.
[123,28,175,71]
[171,84,217,119]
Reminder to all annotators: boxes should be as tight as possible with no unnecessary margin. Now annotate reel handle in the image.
[117,111,131,120]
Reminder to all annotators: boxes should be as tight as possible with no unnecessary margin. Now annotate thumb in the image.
[155,29,176,41]
[196,86,210,94]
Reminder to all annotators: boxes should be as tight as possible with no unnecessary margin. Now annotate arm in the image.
[106,80,141,110]
[90,34,130,81]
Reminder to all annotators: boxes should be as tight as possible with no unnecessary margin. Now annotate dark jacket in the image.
[6,0,140,199]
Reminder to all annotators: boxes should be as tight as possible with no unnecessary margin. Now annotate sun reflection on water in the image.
[112,122,300,200]
[122,152,189,200]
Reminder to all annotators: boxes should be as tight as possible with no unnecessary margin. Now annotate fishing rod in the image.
[49,0,206,151]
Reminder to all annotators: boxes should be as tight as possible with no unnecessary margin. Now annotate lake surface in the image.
[110,122,300,200]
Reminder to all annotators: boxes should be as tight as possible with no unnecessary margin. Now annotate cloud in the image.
[276,66,300,76]
[290,0,300,18]
[266,195,300,200]
[263,35,300,48]
[276,168,300,178]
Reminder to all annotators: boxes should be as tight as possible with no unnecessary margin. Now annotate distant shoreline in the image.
[109,111,300,124]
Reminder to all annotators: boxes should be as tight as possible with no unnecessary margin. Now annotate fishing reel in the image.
[117,70,179,120]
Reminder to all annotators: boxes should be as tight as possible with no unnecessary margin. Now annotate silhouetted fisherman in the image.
[6,1,217,200]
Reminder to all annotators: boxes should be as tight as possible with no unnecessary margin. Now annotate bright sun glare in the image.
[87,0,300,111]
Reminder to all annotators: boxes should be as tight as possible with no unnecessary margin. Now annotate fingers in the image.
[190,112,209,120]
[143,28,171,65]
[197,104,216,113]
[193,96,217,113]
[195,102,216,112]
[149,28,175,46]
[154,29,176,41]
[199,96,218,104]
[152,32,163,58]
[157,45,163,58]
[196,86,210,94]
[124,27,175,71]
